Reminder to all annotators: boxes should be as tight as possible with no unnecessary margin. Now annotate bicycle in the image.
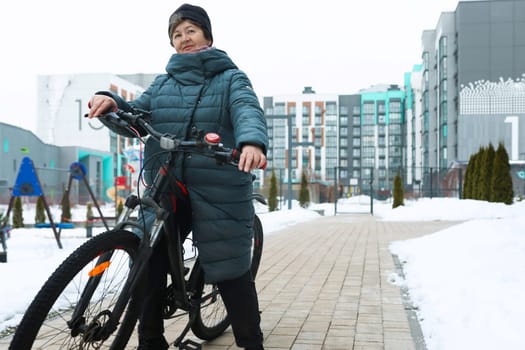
[8,108,265,350]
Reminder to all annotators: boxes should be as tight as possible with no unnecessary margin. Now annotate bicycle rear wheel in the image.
[191,214,264,340]
[9,229,142,350]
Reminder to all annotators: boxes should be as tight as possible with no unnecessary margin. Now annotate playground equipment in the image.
[0,157,110,261]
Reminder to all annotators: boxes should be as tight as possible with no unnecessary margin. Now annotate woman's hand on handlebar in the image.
[86,95,118,118]
[239,145,266,172]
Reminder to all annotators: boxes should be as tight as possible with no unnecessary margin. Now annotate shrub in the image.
[12,196,24,228]
[392,171,404,209]
[61,191,72,223]
[490,142,513,204]
[268,169,278,212]
[85,202,94,228]
[116,199,124,219]
[298,171,310,208]
[35,196,46,224]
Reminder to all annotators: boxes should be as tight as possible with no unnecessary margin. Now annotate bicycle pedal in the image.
[178,339,201,350]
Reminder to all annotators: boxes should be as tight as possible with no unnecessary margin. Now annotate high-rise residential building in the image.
[415,0,525,196]
[352,85,406,197]
[421,0,525,166]
[263,87,341,200]
[263,85,405,198]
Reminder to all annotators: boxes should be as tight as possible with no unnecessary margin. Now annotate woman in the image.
[87,4,267,350]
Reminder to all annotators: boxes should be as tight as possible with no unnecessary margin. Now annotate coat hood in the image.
[165,48,237,85]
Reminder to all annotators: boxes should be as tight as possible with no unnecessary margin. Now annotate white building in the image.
[37,74,144,150]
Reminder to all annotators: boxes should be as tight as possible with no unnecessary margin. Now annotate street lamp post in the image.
[334,166,338,216]
[369,167,374,215]
[279,168,283,210]
[75,99,82,131]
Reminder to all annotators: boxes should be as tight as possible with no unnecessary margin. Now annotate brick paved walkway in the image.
[163,214,457,350]
[0,214,458,350]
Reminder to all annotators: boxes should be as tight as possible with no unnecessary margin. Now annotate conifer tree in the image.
[463,154,475,199]
[268,169,278,212]
[392,170,404,208]
[490,142,514,204]
[479,143,495,201]
[298,171,310,208]
[472,147,484,200]
[12,196,24,228]
[35,196,46,224]
[61,191,72,223]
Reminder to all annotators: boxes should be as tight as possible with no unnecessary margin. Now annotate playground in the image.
[0,157,113,262]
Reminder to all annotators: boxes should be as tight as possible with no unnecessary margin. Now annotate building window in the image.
[302,103,311,116]
[362,114,375,125]
[389,113,401,124]
[274,103,285,115]
[326,101,337,115]
[363,103,375,114]
[389,101,401,113]
[439,36,447,57]
[3,139,8,153]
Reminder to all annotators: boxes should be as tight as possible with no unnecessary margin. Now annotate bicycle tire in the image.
[9,229,142,350]
[191,214,264,340]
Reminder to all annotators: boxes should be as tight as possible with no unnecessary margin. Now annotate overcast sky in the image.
[0,0,461,132]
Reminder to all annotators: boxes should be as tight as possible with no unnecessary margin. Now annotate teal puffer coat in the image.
[103,48,268,283]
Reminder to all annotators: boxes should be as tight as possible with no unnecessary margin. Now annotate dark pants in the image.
[217,270,264,348]
[138,242,264,348]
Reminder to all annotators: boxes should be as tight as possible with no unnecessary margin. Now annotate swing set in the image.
[0,157,109,262]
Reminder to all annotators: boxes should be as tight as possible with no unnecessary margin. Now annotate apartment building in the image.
[414,0,525,196]
[263,85,405,198]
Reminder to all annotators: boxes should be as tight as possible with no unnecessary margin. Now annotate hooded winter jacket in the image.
[100,48,268,283]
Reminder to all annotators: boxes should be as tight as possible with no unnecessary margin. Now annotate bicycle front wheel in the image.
[191,214,264,340]
[9,229,142,350]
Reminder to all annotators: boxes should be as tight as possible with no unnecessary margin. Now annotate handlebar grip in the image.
[231,149,240,163]
[231,149,267,170]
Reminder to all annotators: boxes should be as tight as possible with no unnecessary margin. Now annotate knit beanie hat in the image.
[168,4,213,45]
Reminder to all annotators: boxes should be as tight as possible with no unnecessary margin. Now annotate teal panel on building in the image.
[360,89,406,125]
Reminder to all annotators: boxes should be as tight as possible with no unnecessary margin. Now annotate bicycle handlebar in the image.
[96,109,265,169]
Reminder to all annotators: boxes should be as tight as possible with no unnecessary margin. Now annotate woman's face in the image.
[172,20,211,54]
